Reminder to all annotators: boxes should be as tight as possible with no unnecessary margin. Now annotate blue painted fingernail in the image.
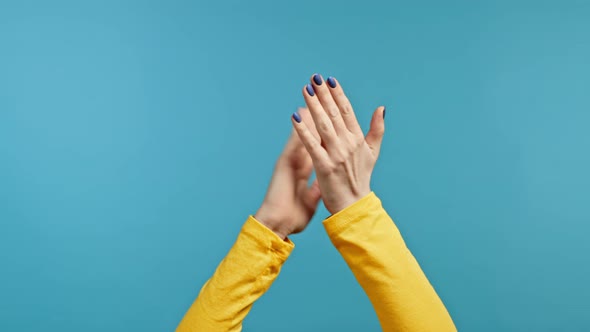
[306,84,315,96]
[293,112,302,123]
[327,77,337,88]
[383,107,386,119]
[313,74,322,85]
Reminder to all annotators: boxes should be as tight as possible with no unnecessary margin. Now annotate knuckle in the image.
[332,149,347,165]
[333,157,345,166]
[309,139,321,150]
[318,161,334,174]
[372,127,385,137]
[341,104,353,116]
[318,120,330,133]
[347,144,357,155]
[328,107,340,119]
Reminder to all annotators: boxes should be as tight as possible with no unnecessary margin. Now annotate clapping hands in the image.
[256,75,386,239]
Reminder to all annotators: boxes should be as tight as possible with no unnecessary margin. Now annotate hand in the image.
[291,75,386,215]
[255,108,322,240]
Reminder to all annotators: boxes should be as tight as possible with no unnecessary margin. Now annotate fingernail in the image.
[306,84,315,96]
[292,112,302,123]
[313,74,323,85]
[327,77,337,88]
[383,107,386,119]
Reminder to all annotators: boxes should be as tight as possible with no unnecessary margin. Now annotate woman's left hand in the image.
[255,108,322,240]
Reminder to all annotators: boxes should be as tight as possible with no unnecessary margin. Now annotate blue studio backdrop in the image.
[1,1,589,331]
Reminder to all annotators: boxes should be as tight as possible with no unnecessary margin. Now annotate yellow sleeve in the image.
[176,216,294,332]
[323,192,456,331]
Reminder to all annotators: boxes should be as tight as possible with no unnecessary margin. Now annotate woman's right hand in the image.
[291,74,386,215]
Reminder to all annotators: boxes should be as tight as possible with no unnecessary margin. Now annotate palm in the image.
[259,132,320,233]
[256,108,321,238]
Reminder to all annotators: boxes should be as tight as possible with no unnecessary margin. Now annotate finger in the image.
[365,106,386,158]
[302,83,338,148]
[325,77,363,137]
[285,107,319,152]
[310,74,348,136]
[297,107,320,141]
[291,111,329,163]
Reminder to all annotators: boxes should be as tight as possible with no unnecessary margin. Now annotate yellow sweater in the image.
[177,192,456,331]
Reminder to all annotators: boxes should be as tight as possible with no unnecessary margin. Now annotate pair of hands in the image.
[255,75,386,240]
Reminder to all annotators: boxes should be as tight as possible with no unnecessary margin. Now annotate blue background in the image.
[1,0,589,331]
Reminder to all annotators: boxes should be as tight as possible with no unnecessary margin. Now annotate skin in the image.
[254,107,322,240]
[293,75,386,215]
[256,75,385,239]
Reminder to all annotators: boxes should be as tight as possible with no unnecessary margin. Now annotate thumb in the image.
[365,106,386,158]
[304,178,321,209]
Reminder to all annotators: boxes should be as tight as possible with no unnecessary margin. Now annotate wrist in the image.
[327,190,371,215]
[254,207,290,240]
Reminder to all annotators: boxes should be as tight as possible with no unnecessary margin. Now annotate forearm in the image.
[324,192,456,331]
[177,216,293,332]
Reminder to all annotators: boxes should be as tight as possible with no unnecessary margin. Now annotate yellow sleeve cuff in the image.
[322,192,382,235]
[245,215,295,261]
